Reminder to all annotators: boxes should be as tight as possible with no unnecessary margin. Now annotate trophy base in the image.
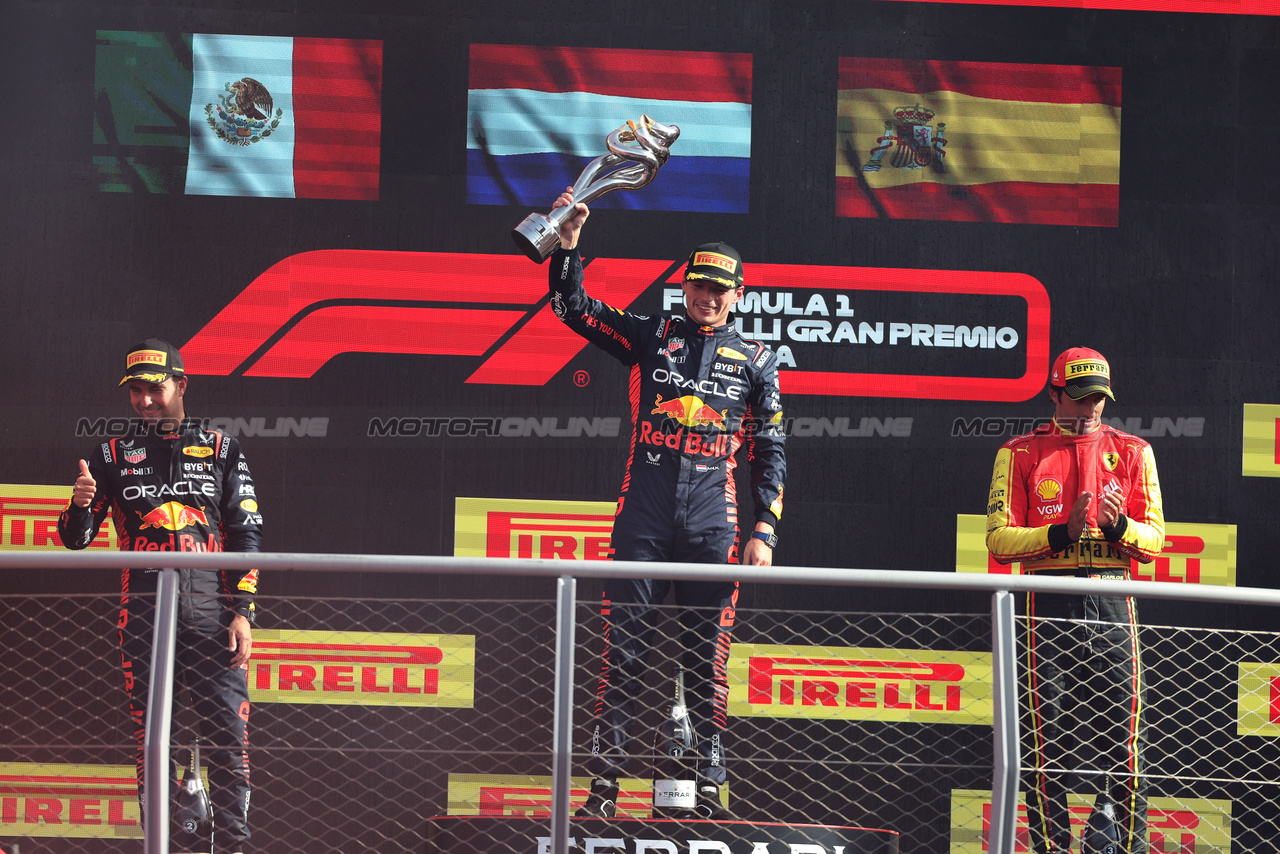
[512,213,559,263]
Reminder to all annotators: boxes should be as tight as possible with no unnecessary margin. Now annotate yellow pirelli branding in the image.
[446,774,657,819]
[0,762,141,838]
[249,629,474,708]
[1237,662,1280,737]
[0,484,117,551]
[454,497,615,560]
[948,788,1232,853]
[693,251,736,272]
[955,514,1237,586]
[1243,403,1280,478]
[126,349,167,368]
[728,643,991,725]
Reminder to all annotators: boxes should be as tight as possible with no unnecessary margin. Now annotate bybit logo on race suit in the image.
[138,502,208,531]
[446,774,653,818]
[0,762,140,839]
[453,498,616,560]
[728,643,991,725]
[0,484,117,550]
[249,629,475,708]
[948,789,1232,854]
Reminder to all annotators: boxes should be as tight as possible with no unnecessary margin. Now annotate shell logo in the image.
[1036,478,1062,501]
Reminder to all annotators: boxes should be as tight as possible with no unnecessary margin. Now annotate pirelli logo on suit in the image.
[249,629,475,708]
[727,643,991,725]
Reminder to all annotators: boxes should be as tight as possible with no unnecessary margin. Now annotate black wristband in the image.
[1099,514,1128,542]
[1047,523,1074,554]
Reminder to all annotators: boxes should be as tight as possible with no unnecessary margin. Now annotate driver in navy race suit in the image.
[547,188,786,821]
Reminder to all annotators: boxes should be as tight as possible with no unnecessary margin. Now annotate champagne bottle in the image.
[175,737,214,841]
[1081,777,1121,854]
[651,664,697,817]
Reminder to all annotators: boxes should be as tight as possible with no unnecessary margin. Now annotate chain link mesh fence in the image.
[1,582,1277,854]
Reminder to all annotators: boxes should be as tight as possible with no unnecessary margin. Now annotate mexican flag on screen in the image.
[93,31,382,199]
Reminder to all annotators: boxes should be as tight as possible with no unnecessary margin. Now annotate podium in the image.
[424,815,900,853]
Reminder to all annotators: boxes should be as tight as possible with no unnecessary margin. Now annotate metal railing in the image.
[4,550,1279,854]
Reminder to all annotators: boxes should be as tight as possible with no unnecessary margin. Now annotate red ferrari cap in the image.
[1050,347,1114,401]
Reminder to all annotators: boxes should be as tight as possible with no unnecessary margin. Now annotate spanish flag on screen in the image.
[467,44,752,213]
[836,58,1121,226]
[93,31,382,199]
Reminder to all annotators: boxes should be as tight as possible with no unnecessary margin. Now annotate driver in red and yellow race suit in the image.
[58,339,261,854]
[549,189,786,820]
[986,347,1164,854]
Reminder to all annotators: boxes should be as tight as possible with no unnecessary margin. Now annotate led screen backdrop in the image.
[2,0,1279,849]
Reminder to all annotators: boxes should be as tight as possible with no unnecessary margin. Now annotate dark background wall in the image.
[2,2,1278,852]
[4,0,1275,618]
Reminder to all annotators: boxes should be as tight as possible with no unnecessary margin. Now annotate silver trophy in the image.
[512,114,680,263]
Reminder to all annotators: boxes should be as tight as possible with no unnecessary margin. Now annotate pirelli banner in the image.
[953,515,1238,586]
[250,629,475,707]
[455,497,615,561]
[445,774,656,818]
[0,484,116,550]
[948,789,1232,853]
[1237,662,1280,738]
[1243,403,1280,478]
[728,643,991,725]
[0,763,140,839]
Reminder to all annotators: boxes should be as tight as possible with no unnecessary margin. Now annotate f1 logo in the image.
[181,250,1050,401]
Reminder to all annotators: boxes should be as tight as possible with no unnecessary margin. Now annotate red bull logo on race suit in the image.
[138,502,209,531]
[651,394,727,430]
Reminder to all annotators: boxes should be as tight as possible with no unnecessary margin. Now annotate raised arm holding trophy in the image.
[511,114,680,263]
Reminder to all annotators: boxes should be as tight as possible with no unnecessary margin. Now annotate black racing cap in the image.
[119,338,186,386]
[683,242,744,289]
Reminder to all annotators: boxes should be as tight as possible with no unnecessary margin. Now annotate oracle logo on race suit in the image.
[181,250,1050,401]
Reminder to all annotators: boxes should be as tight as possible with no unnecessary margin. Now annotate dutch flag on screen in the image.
[466,44,753,213]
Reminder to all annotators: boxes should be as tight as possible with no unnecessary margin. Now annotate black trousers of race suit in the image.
[587,502,740,786]
[1023,586,1148,854]
[120,580,251,846]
